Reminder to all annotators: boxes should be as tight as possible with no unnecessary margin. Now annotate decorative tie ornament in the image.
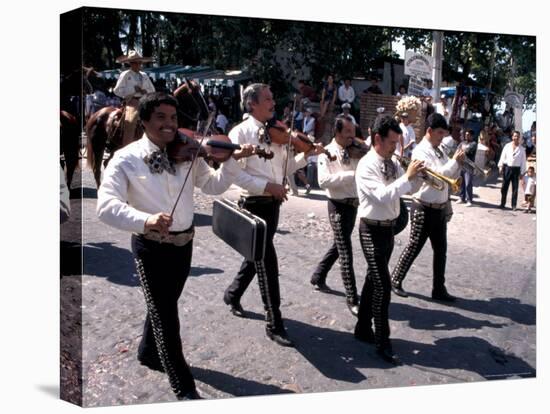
[143,150,176,175]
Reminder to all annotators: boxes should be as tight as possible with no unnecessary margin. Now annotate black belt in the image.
[331,198,359,207]
[361,217,396,227]
[413,199,447,210]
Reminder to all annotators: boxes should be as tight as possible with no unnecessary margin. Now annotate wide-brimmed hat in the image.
[116,50,153,64]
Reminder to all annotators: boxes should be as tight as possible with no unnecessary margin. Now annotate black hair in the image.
[334,115,354,133]
[512,130,521,137]
[138,92,178,122]
[371,114,402,141]
[426,113,449,131]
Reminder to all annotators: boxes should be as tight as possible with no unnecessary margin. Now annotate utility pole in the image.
[432,31,444,103]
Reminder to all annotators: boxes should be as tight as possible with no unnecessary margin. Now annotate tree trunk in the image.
[127,13,138,52]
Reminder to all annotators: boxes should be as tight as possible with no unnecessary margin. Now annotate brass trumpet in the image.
[394,154,462,193]
[462,157,492,178]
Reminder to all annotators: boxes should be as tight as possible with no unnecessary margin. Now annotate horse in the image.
[86,79,210,188]
[60,110,81,189]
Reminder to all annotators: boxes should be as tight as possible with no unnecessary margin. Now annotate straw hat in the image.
[116,50,153,64]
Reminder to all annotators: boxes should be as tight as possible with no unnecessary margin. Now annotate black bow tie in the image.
[143,150,176,175]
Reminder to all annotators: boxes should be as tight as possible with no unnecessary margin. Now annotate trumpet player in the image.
[354,115,424,364]
[391,113,465,302]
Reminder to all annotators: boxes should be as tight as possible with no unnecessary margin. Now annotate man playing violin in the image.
[311,115,362,316]
[391,113,465,302]
[354,115,424,365]
[97,92,254,400]
[223,83,324,347]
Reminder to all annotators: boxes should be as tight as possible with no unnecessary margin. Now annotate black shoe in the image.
[354,326,375,344]
[138,356,165,373]
[391,283,409,298]
[177,389,203,400]
[266,329,295,347]
[432,289,456,302]
[348,303,359,317]
[311,280,332,293]
[223,294,246,317]
[499,204,506,209]
[376,347,401,365]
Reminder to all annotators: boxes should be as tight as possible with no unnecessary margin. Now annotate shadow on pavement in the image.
[406,292,536,325]
[391,302,507,331]
[192,366,294,397]
[82,242,225,285]
[285,319,388,382]
[189,266,224,277]
[393,336,535,379]
[83,242,137,286]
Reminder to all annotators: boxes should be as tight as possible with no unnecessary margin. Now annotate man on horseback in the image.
[113,50,156,146]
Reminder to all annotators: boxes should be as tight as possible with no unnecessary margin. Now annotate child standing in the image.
[522,166,536,213]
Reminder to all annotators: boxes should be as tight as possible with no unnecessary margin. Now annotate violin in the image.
[346,137,369,159]
[167,129,274,164]
[266,119,336,161]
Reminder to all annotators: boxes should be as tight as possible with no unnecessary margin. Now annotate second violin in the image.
[167,129,274,164]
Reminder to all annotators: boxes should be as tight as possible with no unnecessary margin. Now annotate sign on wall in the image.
[404,51,434,79]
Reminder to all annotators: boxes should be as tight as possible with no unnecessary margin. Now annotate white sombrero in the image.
[116,50,153,64]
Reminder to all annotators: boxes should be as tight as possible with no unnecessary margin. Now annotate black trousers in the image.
[391,202,448,293]
[311,199,359,306]
[356,221,394,349]
[131,234,196,398]
[224,198,283,332]
[500,165,521,208]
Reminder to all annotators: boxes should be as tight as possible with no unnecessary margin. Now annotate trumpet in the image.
[441,144,491,178]
[394,154,462,193]
[462,157,492,178]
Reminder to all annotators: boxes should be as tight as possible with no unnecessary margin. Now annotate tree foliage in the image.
[80,8,536,108]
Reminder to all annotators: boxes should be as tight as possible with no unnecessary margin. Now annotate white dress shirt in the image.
[302,115,316,135]
[498,142,527,174]
[317,139,359,200]
[411,138,460,204]
[338,85,356,103]
[113,69,156,100]
[356,149,412,220]
[399,123,416,157]
[97,135,240,233]
[230,115,307,196]
[440,136,460,157]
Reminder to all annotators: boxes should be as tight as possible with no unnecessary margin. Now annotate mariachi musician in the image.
[223,83,324,347]
[97,92,255,400]
[311,114,366,316]
[391,113,465,302]
[354,114,424,364]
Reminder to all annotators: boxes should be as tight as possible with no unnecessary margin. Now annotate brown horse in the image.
[60,110,81,189]
[86,79,210,188]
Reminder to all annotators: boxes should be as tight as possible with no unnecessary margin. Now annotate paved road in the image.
[60,164,536,407]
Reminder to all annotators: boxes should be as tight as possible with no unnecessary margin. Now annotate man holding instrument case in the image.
[223,83,323,347]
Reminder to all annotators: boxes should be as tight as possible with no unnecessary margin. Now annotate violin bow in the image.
[282,94,298,187]
[168,109,215,218]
